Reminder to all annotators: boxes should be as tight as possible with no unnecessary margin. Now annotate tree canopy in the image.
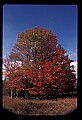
[3,26,76,99]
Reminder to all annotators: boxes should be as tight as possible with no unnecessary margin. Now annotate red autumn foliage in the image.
[3,27,76,98]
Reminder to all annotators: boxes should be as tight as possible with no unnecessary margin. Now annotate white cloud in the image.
[70,61,78,78]
[3,50,10,57]
[3,55,7,59]
[69,52,77,57]
[2,60,22,80]
[65,49,77,56]
[65,49,77,62]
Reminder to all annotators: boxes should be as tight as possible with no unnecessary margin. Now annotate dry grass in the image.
[2,95,77,116]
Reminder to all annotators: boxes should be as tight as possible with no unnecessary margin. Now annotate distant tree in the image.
[3,26,76,99]
[3,57,27,98]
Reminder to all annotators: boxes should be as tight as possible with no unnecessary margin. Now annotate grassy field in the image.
[2,95,77,116]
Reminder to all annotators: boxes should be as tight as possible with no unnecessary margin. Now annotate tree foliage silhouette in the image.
[3,26,76,98]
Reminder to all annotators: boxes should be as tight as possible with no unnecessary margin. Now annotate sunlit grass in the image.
[2,95,77,116]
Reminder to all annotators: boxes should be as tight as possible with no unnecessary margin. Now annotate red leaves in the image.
[28,88,38,95]
[38,73,44,80]
[38,69,44,80]
[16,87,23,91]
[43,61,52,74]
[39,90,44,94]
[46,76,53,83]
[26,68,33,74]
[3,27,76,97]
[53,36,57,44]
[26,68,33,79]
[53,57,58,64]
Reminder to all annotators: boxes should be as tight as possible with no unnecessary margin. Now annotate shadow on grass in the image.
[1,107,78,120]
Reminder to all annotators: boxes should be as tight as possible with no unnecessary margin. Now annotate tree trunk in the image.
[11,89,13,99]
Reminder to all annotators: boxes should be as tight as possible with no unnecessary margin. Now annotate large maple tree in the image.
[3,26,76,98]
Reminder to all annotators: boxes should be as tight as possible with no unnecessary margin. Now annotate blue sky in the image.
[3,5,78,62]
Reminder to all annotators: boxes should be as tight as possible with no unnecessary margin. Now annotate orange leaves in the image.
[39,90,44,94]
[29,91,37,95]
[3,27,76,97]
[38,74,43,80]
[38,61,43,66]
[53,36,57,45]
[52,57,58,64]
[46,76,53,83]
[28,88,38,95]
[16,87,23,91]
